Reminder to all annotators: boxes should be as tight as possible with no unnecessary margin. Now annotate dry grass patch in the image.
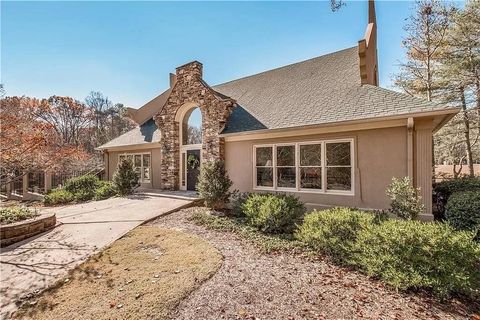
[15,226,223,320]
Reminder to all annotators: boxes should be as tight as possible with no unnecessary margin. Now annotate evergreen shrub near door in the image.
[197,161,233,210]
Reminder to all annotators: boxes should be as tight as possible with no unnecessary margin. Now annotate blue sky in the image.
[1,1,439,108]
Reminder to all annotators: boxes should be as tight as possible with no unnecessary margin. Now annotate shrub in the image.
[445,191,480,234]
[64,175,99,194]
[386,177,424,220]
[113,158,139,196]
[231,192,251,217]
[0,206,38,224]
[94,181,117,200]
[74,190,95,202]
[242,193,305,234]
[44,189,75,206]
[434,177,480,219]
[295,208,375,263]
[197,161,234,210]
[353,220,480,298]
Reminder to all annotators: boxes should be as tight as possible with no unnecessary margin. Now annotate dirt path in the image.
[152,207,475,320]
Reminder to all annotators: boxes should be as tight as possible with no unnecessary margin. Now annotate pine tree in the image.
[113,158,139,195]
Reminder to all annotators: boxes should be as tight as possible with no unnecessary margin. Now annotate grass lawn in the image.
[14,226,223,320]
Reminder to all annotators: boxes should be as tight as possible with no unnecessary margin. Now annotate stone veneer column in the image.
[154,61,235,190]
[415,119,433,220]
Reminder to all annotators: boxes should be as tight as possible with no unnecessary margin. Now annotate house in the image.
[97,0,459,220]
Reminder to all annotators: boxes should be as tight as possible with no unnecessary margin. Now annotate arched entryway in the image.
[154,60,235,190]
[178,105,202,191]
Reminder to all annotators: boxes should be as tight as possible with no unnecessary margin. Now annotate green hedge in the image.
[44,189,75,205]
[64,175,99,194]
[295,208,375,264]
[445,191,480,234]
[44,175,117,206]
[94,181,117,200]
[353,220,480,298]
[293,208,480,298]
[242,193,305,234]
[433,177,480,218]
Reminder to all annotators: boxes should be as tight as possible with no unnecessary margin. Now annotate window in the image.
[255,146,273,187]
[299,143,322,190]
[276,145,296,188]
[118,153,151,183]
[326,142,351,191]
[254,139,353,194]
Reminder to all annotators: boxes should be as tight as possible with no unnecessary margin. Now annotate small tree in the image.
[196,161,233,210]
[113,158,139,196]
[386,177,425,220]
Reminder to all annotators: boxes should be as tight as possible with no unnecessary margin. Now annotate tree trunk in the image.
[459,87,474,177]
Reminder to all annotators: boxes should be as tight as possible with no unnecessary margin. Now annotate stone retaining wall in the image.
[0,213,56,247]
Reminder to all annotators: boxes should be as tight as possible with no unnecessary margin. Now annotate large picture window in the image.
[254,139,353,194]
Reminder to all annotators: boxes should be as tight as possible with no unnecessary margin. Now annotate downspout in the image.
[407,117,414,182]
[105,150,110,181]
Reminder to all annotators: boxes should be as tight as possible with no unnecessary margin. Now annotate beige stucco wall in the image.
[224,126,408,211]
[104,148,162,189]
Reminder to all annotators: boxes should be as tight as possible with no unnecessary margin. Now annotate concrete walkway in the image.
[0,191,197,319]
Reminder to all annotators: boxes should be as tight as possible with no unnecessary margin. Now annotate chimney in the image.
[358,0,378,86]
[169,73,176,87]
[175,61,203,81]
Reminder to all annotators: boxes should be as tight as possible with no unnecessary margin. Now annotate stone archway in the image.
[154,61,235,190]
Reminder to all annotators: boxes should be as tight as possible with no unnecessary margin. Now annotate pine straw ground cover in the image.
[153,207,479,320]
[14,226,223,320]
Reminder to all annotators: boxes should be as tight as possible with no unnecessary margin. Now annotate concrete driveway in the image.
[0,190,197,319]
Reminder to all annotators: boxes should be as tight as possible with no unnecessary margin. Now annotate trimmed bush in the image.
[0,206,38,224]
[113,158,139,196]
[64,175,99,194]
[44,189,75,206]
[197,161,234,210]
[353,220,480,298]
[386,177,424,220]
[242,193,305,234]
[231,192,251,217]
[445,191,480,234]
[94,181,117,200]
[295,208,375,263]
[434,177,480,219]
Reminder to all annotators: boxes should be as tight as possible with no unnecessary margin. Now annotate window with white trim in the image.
[118,153,151,183]
[254,139,353,194]
[255,146,274,187]
[326,142,352,191]
[276,145,296,188]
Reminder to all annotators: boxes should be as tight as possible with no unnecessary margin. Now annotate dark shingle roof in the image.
[97,119,160,150]
[213,47,453,134]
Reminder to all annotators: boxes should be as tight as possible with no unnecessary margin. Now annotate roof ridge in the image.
[212,46,358,88]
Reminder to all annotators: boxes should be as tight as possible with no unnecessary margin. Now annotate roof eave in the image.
[220,107,461,138]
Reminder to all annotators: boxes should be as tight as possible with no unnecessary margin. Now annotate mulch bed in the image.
[152,207,478,320]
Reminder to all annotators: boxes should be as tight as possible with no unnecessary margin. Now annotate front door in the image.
[186,149,201,191]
